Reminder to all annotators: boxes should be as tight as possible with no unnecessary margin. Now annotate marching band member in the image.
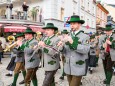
[99,24,115,86]
[38,23,61,86]
[58,15,90,86]
[112,30,115,75]
[95,32,100,66]
[59,29,69,80]
[9,33,26,86]
[0,40,3,64]
[88,35,97,74]
[6,35,16,77]
[24,27,40,86]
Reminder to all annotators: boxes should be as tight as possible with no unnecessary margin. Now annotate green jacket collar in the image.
[28,38,34,43]
[71,30,82,37]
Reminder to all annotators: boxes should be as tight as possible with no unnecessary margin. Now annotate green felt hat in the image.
[90,35,95,39]
[95,32,99,36]
[61,29,69,34]
[42,23,58,31]
[105,25,113,31]
[15,33,24,38]
[66,15,85,24]
[24,27,35,34]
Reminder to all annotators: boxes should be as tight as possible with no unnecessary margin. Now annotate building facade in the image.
[0,0,97,33]
[96,3,109,31]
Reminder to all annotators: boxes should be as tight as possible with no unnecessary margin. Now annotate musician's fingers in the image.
[106,40,112,45]
[33,45,38,49]
[57,41,63,47]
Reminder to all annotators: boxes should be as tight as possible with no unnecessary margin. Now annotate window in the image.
[73,12,76,15]
[73,1,77,15]
[101,10,103,18]
[60,8,64,21]
[88,2,89,11]
[87,19,89,25]
[92,6,94,15]
[73,0,77,2]
[81,0,84,6]
[81,16,83,20]
[92,21,94,28]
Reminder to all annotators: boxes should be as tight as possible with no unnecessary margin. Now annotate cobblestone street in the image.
[0,57,115,86]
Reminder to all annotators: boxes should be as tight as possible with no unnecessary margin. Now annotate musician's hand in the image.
[103,43,107,48]
[67,36,73,44]
[33,45,38,49]
[38,41,46,48]
[17,40,22,46]
[106,40,112,45]
[57,41,63,47]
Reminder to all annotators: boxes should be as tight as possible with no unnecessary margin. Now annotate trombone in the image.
[4,41,17,52]
[4,39,26,52]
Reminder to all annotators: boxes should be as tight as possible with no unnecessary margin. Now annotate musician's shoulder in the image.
[30,39,38,43]
[100,34,106,38]
[112,34,115,38]
[79,32,90,39]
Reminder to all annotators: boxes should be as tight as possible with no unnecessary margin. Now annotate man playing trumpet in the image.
[99,24,115,86]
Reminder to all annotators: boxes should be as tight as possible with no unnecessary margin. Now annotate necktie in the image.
[106,37,110,52]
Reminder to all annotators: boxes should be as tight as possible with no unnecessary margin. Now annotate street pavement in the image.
[0,57,115,86]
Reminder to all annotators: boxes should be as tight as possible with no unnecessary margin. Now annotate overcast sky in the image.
[96,0,115,5]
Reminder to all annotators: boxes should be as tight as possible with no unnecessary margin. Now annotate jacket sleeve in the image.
[99,35,104,50]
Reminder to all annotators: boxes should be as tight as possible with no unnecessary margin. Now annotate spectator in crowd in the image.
[0,40,3,64]
[22,2,29,20]
[9,3,13,19]
[0,34,6,58]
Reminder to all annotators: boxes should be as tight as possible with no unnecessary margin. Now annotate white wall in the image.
[80,0,96,33]
[0,0,97,32]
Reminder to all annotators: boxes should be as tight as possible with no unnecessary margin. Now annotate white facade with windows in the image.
[0,0,96,33]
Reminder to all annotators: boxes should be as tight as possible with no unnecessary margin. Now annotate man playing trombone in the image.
[8,33,26,86]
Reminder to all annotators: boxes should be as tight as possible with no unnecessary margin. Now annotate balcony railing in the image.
[0,0,8,4]
[0,0,20,5]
